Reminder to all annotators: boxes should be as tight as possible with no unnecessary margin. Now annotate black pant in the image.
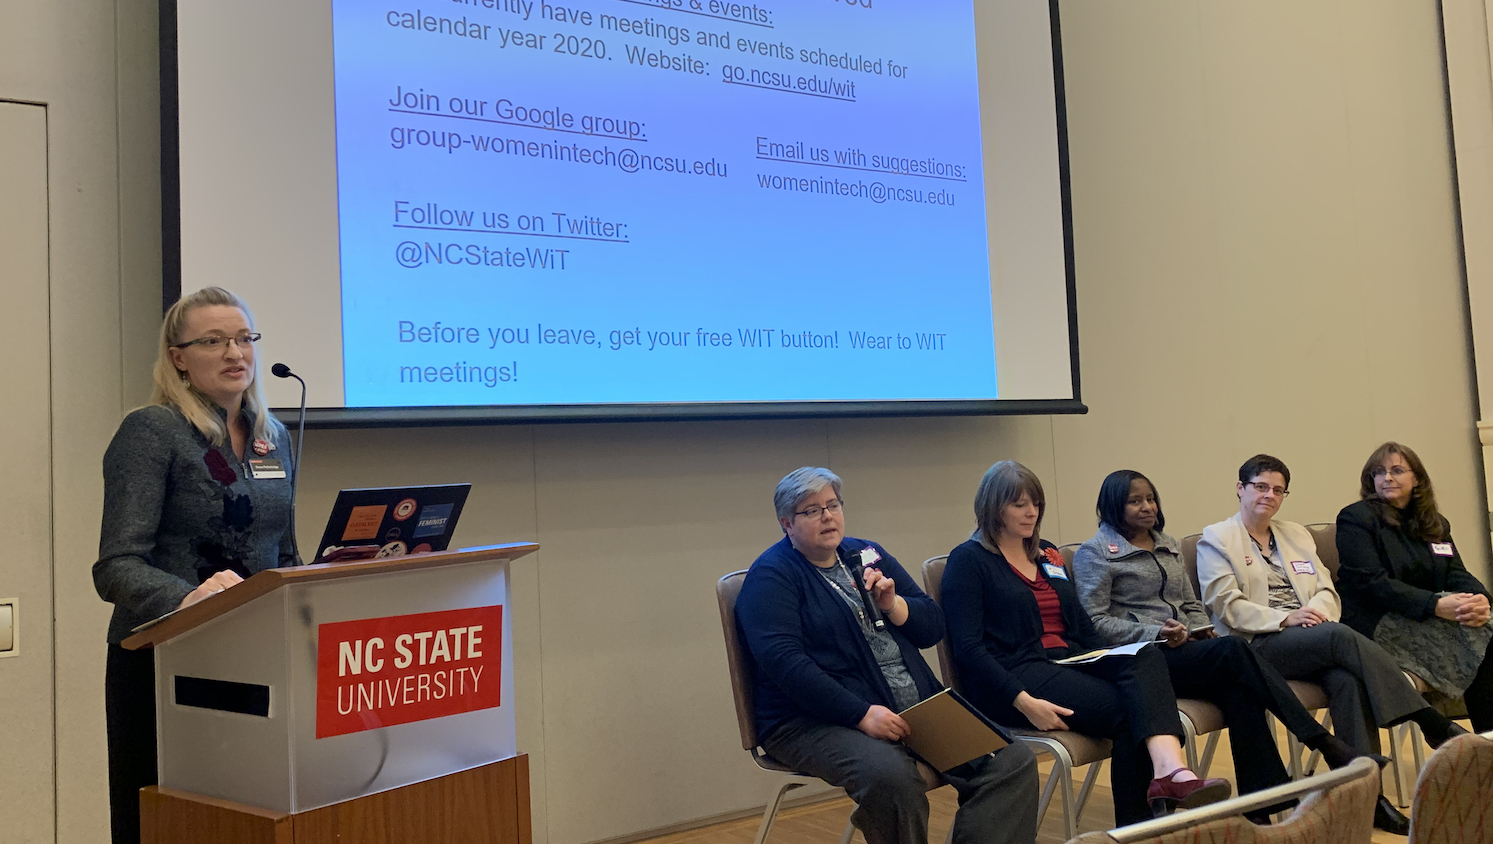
[1162,636,1325,797]
[763,716,1040,844]
[978,645,1184,826]
[106,644,157,844]
[1464,646,1493,732]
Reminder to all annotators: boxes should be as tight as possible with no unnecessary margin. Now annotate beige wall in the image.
[2,0,1488,842]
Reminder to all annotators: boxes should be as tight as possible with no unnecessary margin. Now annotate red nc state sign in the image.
[316,605,503,739]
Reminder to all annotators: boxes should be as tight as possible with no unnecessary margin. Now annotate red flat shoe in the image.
[1146,768,1232,817]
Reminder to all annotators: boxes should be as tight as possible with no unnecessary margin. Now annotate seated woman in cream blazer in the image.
[1197,454,1466,834]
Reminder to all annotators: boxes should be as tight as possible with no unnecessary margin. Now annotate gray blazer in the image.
[94,404,297,643]
[1072,523,1210,645]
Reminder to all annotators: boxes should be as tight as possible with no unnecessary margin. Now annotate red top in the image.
[1010,561,1068,650]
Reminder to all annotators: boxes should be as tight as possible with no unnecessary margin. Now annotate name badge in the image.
[860,547,881,567]
[1043,563,1069,580]
[1431,542,1454,557]
[1290,560,1315,576]
[248,457,287,479]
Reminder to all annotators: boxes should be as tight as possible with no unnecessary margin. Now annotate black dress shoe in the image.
[1428,721,1471,750]
[1373,795,1410,835]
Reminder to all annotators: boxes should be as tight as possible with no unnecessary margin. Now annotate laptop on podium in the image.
[312,484,471,563]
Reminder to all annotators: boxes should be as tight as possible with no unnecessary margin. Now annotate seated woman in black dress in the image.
[1072,470,1369,820]
[1336,442,1491,732]
[942,461,1230,825]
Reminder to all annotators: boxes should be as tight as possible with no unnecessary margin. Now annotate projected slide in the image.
[332,0,996,406]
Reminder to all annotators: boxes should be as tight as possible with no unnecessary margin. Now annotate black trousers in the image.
[763,716,1040,844]
[1463,646,1493,732]
[1162,636,1326,797]
[106,644,157,844]
[982,645,1184,826]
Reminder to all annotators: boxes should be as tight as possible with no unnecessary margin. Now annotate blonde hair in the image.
[150,287,276,446]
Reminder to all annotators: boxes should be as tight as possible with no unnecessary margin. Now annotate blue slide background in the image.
[332,0,997,406]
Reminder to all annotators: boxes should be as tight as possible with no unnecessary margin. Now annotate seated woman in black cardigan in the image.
[1336,442,1492,731]
[941,461,1230,825]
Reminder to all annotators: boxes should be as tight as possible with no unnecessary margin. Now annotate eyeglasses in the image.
[173,333,261,351]
[1244,481,1289,497]
[1371,465,1413,479]
[794,499,844,520]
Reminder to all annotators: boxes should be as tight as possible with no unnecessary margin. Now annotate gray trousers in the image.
[763,716,1039,844]
[1250,622,1426,755]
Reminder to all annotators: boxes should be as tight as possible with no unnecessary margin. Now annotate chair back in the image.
[1305,523,1340,581]
[716,570,761,752]
[1181,533,1203,599]
[1408,731,1493,844]
[920,555,961,691]
[1058,543,1079,577]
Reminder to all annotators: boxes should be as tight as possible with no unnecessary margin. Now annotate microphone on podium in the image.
[272,363,308,564]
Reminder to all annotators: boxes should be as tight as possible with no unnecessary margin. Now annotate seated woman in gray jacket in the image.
[1072,470,1362,817]
[1196,454,1468,834]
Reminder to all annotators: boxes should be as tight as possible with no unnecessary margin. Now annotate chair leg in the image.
[1074,759,1104,820]
[1181,713,1198,770]
[1388,723,1411,808]
[1198,732,1222,778]
[753,778,810,844]
[1282,713,1302,780]
[1023,738,1077,839]
[1302,711,1331,776]
[1034,761,1061,826]
[1058,758,1077,841]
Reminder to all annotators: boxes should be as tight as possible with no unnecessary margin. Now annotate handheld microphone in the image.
[841,551,886,631]
[272,363,307,564]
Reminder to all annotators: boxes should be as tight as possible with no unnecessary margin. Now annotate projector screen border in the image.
[160,0,1083,422]
[282,399,1089,430]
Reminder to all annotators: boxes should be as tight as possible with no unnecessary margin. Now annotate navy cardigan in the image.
[942,538,1107,715]
[736,535,946,743]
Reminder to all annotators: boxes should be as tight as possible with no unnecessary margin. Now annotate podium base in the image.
[141,754,531,844]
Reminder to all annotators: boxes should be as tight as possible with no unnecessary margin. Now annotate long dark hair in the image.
[1359,442,1446,541]
[1096,470,1165,538]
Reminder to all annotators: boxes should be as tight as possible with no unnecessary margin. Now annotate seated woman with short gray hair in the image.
[736,467,1039,844]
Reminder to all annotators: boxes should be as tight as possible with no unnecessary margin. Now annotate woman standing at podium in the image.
[94,287,298,844]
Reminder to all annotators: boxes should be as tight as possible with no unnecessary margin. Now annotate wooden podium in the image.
[123,543,539,844]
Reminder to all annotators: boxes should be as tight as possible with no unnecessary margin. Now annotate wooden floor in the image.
[636,727,1421,844]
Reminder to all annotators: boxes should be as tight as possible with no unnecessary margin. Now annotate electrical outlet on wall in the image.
[0,598,16,657]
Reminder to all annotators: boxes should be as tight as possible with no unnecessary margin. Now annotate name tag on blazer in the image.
[1290,560,1315,576]
[1431,542,1454,556]
[1043,563,1069,580]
